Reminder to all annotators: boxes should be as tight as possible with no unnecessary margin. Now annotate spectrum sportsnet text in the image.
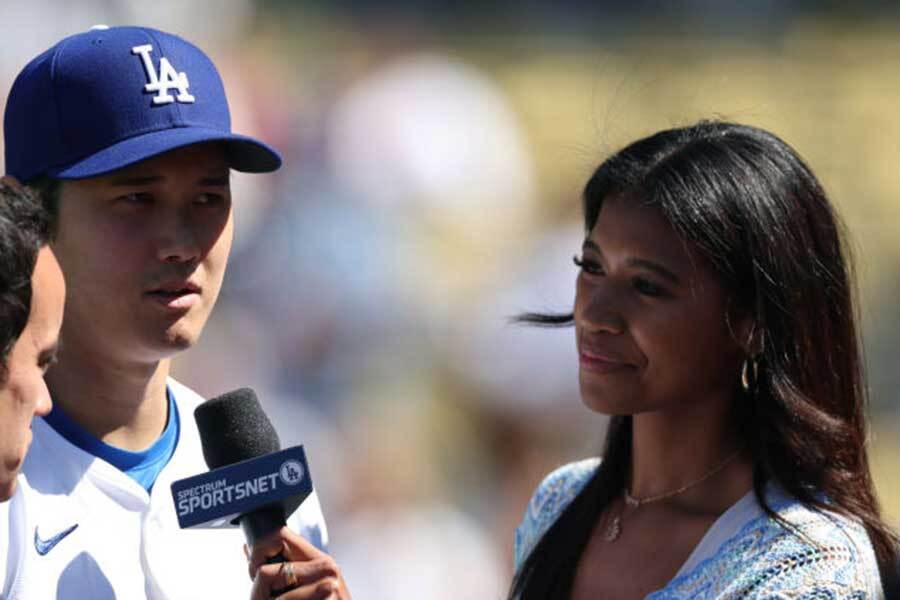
[177,474,278,516]
[171,447,312,529]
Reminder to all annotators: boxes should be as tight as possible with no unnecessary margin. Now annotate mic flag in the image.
[171,444,313,529]
[170,388,313,531]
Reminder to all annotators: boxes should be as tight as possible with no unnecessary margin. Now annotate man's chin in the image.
[158,332,197,356]
[129,315,206,362]
[0,477,16,502]
[136,329,199,361]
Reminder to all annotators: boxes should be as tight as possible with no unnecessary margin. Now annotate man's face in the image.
[0,247,64,500]
[53,144,233,364]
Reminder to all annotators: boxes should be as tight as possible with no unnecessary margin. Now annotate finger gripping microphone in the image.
[172,388,313,548]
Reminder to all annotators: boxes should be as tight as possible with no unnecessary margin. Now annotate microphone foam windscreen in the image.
[194,388,281,469]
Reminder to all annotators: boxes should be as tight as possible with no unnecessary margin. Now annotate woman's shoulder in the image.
[661,494,884,598]
[513,458,601,571]
[751,501,883,595]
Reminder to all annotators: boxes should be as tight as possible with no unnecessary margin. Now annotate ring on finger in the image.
[283,562,298,587]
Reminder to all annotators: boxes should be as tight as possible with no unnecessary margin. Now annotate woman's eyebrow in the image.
[626,258,681,285]
[582,239,681,284]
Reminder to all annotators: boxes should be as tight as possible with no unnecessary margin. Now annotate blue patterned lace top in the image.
[514,458,885,598]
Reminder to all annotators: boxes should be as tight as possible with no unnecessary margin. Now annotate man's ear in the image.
[0,175,24,192]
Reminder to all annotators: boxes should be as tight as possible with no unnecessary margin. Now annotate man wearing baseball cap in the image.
[0,26,349,599]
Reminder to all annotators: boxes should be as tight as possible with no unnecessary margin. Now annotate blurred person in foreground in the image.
[1,26,348,599]
[510,121,896,598]
[0,181,63,502]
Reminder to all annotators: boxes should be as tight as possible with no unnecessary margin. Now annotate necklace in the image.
[604,447,743,542]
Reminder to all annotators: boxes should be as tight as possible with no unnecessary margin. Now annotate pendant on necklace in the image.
[604,515,621,542]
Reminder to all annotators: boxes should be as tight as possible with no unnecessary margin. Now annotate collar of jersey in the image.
[42,387,180,491]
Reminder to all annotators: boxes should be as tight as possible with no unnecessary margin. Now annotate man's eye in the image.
[195,193,225,206]
[117,192,152,205]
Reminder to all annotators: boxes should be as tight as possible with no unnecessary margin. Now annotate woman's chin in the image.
[580,394,637,416]
[579,379,641,416]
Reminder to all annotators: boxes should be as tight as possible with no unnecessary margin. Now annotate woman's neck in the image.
[627,398,753,513]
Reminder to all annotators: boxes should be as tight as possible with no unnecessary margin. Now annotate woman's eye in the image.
[573,255,604,275]
[633,277,665,297]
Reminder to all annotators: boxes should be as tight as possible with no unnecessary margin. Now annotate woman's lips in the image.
[579,349,633,374]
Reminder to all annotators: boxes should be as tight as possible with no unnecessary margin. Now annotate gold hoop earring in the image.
[741,355,760,393]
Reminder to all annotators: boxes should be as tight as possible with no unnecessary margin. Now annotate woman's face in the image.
[574,196,747,417]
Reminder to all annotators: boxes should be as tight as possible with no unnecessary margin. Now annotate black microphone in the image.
[193,388,287,548]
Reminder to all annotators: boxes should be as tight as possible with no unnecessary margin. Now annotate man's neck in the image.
[46,353,172,452]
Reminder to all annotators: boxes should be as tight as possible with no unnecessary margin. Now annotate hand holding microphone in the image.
[186,388,350,599]
[247,526,351,600]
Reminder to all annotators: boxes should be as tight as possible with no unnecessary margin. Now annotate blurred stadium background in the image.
[3,1,900,597]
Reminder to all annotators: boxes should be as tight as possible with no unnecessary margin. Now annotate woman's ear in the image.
[747,324,763,356]
[726,298,763,356]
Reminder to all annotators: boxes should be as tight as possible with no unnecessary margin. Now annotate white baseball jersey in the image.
[0,378,328,599]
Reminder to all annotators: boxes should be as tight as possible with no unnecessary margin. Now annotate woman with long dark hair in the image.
[510,121,895,598]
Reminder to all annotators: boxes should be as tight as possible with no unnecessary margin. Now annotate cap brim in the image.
[49,127,281,179]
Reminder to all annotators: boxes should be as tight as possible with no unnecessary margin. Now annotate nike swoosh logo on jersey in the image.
[34,523,79,556]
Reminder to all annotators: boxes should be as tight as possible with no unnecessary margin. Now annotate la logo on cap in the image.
[131,44,196,105]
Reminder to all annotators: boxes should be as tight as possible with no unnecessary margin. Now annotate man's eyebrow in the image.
[582,239,682,285]
[107,173,230,187]
[198,174,230,186]
[109,175,163,187]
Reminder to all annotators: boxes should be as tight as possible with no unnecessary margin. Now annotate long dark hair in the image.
[510,121,897,598]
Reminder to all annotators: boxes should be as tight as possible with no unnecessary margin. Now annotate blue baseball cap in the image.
[4,25,281,182]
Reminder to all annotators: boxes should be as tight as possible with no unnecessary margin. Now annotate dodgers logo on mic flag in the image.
[171,445,313,528]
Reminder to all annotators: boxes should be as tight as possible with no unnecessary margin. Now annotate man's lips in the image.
[148,279,201,294]
[145,281,201,309]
